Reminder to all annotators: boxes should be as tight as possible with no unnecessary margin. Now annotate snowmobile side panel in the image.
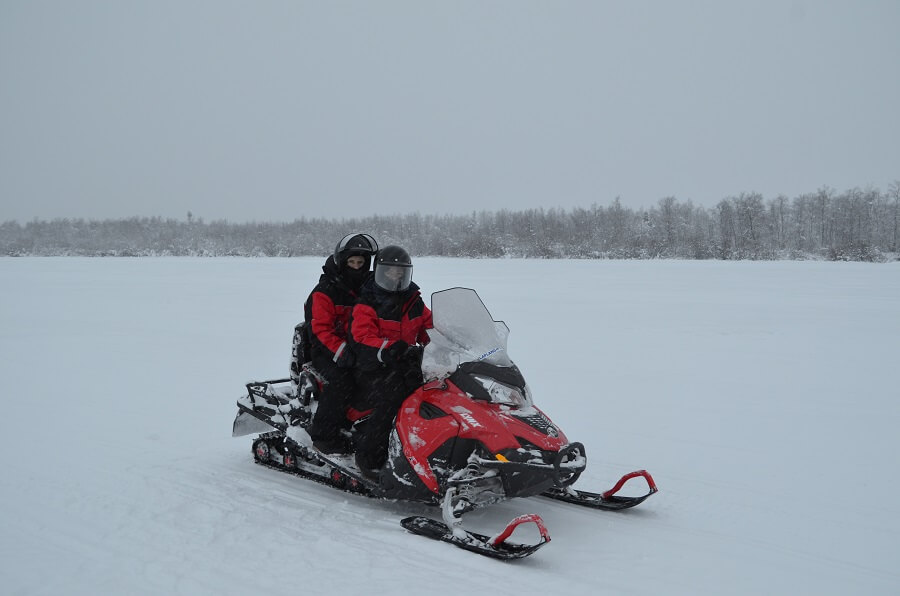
[394,391,462,494]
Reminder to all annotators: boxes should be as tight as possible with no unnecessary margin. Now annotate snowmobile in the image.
[232,287,657,560]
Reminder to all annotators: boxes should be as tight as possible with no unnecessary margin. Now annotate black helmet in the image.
[333,233,378,270]
[374,245,413,292]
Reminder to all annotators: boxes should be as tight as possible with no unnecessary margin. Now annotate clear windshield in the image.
[422,288,512,380]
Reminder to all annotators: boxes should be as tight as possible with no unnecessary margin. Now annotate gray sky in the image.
[2,1,898,223]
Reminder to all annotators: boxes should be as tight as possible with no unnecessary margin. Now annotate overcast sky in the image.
[1,1,898,224]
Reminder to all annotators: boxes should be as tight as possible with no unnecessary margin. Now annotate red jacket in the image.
[304,257,362,363]
[350,280,432,369]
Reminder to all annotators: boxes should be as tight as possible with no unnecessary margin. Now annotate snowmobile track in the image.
[251,432,375,498]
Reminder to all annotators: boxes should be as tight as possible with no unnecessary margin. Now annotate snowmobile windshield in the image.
[422,288,515,381]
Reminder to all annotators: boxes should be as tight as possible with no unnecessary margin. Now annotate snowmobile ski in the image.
[400,514,550,560]
[399,486,549,560]
[541,469,658,510]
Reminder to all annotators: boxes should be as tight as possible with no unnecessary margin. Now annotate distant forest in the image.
[3,184,898,261]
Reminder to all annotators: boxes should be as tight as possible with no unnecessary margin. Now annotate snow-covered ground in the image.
[1,257,898,595]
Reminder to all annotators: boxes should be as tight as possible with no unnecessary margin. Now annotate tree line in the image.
[2,184,898,261]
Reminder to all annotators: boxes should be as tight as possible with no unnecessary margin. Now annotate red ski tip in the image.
[489,513,551,548]
[601,469,658,500]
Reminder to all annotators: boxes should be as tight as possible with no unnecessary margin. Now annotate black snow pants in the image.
[306,355,356,442]
[352,360,424,470]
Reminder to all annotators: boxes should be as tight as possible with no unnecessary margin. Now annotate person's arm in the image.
[350,303,393,367]
[309,291,347,359]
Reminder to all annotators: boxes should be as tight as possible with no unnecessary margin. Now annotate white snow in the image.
[1,257,898,595]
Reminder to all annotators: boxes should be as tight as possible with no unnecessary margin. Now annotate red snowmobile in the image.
[233,287,656,559]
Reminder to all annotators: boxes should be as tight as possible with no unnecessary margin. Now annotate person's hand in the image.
[403,345,424,363]
[382,340,409,365]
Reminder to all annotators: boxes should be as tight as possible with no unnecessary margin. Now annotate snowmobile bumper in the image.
[232,409,276,437]
[232,378,307,436]
[474,442,587,498]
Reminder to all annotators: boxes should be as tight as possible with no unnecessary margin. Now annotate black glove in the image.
[403,344,424,364]
[382,340,409,365]
[334,345,355,368]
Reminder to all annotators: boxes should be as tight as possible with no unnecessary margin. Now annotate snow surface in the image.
[1,257,898,595]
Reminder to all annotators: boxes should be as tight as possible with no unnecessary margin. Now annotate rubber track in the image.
[251,432,376,498]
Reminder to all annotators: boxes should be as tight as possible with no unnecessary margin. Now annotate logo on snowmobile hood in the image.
[451,406,482,429]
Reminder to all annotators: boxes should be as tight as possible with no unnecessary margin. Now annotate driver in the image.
[348,245,432,479]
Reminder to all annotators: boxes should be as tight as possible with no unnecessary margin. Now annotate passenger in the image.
[349,245,432,479]
[303,233,378,454]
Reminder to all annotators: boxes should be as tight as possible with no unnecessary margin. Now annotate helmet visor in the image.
[375,264,412,292]
[337,233,378,255]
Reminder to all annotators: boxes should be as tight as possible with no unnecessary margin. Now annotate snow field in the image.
[1,257,898,595]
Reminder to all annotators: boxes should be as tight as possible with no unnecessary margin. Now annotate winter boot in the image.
[354,452,381,481]
[312,436,350,455]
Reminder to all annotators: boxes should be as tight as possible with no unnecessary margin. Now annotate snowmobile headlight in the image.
[471,375,530,408]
